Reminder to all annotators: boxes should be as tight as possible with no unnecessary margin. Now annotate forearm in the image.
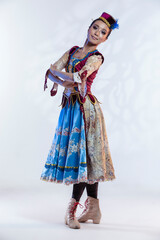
[47,70,64,86]
[47,69,78,88]
[50,68,74,82]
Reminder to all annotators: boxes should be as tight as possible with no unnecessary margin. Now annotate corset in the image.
[63,45,104,97]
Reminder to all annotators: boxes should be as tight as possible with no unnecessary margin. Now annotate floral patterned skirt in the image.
[40,91,116,185]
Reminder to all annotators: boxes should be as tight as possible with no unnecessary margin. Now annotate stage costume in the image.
[40,11,119,230]
[40,45,116,185]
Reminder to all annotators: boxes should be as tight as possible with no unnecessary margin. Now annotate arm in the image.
[73,54,103,83]
[72,54,103,97]
[49,67,74,81]
[49,54,103,90]
[44,49,70,92]
[52,49,70,70]
[46,69,77,88]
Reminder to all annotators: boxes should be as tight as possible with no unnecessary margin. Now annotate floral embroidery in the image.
[72,54,103,97]
[83,96,115,181]
[40,47,116,185]
[50,50,70,95]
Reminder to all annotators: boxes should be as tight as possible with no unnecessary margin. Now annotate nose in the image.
[94,29,99,36]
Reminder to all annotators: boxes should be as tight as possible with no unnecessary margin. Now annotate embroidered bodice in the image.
[51,46,104,97]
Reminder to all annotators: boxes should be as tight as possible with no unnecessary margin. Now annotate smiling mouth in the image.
[91,35,98,40]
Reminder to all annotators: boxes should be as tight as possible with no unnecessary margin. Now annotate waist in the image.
[63,86,92,96]
[60,88,101,109]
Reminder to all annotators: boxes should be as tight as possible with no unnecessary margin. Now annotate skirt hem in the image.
[40,176,116,186]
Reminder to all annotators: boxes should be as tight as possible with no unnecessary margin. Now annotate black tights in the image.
[72,182,99,202]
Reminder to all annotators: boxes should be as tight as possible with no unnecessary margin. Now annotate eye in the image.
[102,31,106,35]
[93,25,97,29]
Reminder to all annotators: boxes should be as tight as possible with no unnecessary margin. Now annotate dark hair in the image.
[89,18,112,39]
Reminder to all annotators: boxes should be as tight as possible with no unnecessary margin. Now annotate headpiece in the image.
[98,12,119,30]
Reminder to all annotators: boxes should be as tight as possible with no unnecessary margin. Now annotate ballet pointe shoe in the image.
[65,198,81,229]
[77,196,102,224]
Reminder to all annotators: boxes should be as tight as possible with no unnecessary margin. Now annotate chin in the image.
[88,38,97,45]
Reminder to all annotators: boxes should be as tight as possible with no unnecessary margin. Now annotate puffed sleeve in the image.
[73,54,103,83]
[73,54,103,97]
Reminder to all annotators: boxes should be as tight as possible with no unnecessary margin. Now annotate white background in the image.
[0,0,160,239]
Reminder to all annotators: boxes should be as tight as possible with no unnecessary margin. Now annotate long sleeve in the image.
[73,54,103,97]
[73,54,103,83]
[52,50,70,70]
[44,49,70,94]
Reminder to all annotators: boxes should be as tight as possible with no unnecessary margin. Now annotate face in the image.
[87,20,110,45]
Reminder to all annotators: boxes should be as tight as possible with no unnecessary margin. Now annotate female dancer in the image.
[40,12,119,229]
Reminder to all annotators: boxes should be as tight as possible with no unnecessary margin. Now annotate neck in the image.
[81,39,98,53]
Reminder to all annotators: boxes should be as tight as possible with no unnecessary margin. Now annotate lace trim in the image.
[73,72,81,83]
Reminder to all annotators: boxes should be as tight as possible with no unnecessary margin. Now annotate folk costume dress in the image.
[40,45,116,185]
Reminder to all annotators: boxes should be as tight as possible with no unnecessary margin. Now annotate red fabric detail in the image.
[44,69,59,97]
[73,51,104,93]
[86,70,98,92]
[69,202,79,218]
[79,94,86,104]
[80,198,89,215]
[60,92,100,110]
[50,84,58,96]
[87,93,96,104]
[50,88,57,96]
[69,46,79,55]
[94,51,104,64]
[44,69,50,91]
[44,46,104,97]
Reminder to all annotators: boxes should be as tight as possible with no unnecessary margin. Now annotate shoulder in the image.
[94,50,104,64]
[69,45,79,55]
[87,51,104,65]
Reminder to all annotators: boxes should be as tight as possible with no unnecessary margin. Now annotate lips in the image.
[91,35,98,40]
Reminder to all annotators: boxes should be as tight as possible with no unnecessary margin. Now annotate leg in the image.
[65,182,86,229]
[77,182,101,224]
[72,182,87,202]
[86,182,98,199]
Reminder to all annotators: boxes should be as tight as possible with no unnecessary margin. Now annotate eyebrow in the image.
[93,23,108,32]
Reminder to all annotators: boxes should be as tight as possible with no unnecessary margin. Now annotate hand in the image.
[62,81,76,89]
[50,64,56,70]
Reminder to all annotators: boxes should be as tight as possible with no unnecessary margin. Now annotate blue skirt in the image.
[40,91,116,185]
[40,96,88,185]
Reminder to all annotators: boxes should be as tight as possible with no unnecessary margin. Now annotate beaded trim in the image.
[45,162,87,169]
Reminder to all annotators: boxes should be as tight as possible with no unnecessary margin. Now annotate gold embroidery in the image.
[99,17,111,28]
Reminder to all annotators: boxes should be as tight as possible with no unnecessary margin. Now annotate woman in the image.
[40,12,119,229]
